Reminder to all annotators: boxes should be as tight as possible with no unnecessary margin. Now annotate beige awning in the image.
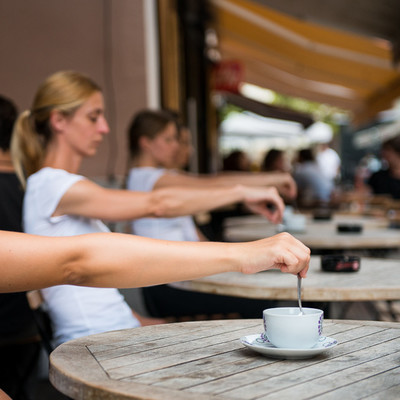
[210,0,400,126]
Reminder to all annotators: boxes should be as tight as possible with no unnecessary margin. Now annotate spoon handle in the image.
[297,274,304,314]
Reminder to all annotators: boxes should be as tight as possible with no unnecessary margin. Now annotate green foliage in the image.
[218,104,244,121]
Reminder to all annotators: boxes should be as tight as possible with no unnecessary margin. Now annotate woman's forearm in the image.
[74,233,241,287]
[0,231,310,293]
[156,171,297,200]
[65,232,310,287]
[82,185,245,221]
[148,185,245,217]
[62,181,260,221]
[150,185,284,223]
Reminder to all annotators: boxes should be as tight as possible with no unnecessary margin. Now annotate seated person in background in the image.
[261,149,290,173]
[316,141,341,185]
[293,148,333,207]
[367,135,400,199]
[222,149,251,172]
[126,110,296,318]
[128,110,297,198]
[11,71,291,345]
[0,95,41,400]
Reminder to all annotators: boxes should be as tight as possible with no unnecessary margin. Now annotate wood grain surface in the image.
[171,256,400,301]
[50,319,400,399]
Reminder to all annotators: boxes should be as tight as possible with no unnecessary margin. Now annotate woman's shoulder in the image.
[129,166,164,174]
[30,167,79,178]
[27,167,85,191]
[129,166,167,180]
[127,167,166,191]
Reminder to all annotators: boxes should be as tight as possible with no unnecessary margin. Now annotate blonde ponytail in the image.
[11,110,45,187]
[10,70,101,187]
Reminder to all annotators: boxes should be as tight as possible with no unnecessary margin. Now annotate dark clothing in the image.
[0,172,40,400]
[367,169,400,199]
[0,341,41,400]
[0,172,33,338]
[0,172,24,232]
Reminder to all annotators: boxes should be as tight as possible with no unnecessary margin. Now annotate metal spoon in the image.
[297,274,304,315]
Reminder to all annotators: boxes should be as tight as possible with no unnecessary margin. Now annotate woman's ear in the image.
[49,110,67,133]
[139,135,151,151]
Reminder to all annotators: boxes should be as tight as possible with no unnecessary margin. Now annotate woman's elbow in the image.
[62,258,88,286]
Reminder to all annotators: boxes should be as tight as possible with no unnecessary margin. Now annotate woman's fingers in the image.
[244,187,285,223]
[239,233,310,277]
[268,233,310,276]
[277,175,297,200]
[276,233,310,277]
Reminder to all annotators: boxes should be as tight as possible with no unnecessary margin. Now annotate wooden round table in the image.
[49,319,400,399]
[171,256,400,302]
[223,214,400,251]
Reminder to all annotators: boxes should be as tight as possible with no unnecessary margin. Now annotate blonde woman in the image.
[11,71,303,345]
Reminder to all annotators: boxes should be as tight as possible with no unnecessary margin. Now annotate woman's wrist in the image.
[232,184,246,203]
[218,241,245,274]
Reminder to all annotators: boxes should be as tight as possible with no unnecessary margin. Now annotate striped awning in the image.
[209,0,400,126]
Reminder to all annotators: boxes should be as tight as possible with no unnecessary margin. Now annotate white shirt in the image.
[24,167,139,345]
[127,167,199,242]
[293,162,333,202]
[316,148,341,182]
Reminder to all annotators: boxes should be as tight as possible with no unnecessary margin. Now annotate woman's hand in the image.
[241,186,285,224]
[273,173,297,200]
[238,232,310,278]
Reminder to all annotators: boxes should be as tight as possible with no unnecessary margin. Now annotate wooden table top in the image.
[223,214,400,249]
[50,319,400,400]
[224,213,389,229]
[171,256,400,302]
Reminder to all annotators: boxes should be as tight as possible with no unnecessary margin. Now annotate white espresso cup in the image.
[285,214,307,232]
[277,213,307,233]
[263,307,324,349]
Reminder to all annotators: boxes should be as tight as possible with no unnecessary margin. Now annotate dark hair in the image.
[223,150,249,171]
[128,109,178,159]
[261,149,283,171]
[298,148,315,163]
[0,95,18,151]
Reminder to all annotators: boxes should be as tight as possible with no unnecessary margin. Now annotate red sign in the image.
[213,60,244,93]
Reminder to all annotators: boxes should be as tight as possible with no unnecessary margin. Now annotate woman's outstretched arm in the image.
[56,181,285,223]
[155,170,297,200]
[0,231,309,293]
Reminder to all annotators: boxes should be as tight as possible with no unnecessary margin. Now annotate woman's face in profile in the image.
[57,91,110,158]
[146,122,179,168]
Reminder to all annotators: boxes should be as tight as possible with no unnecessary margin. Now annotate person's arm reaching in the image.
[0,231,310,293]
[155,170,297,200]
[55,181,285,224]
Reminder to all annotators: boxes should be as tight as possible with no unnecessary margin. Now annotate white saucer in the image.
[240,334,337,359]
